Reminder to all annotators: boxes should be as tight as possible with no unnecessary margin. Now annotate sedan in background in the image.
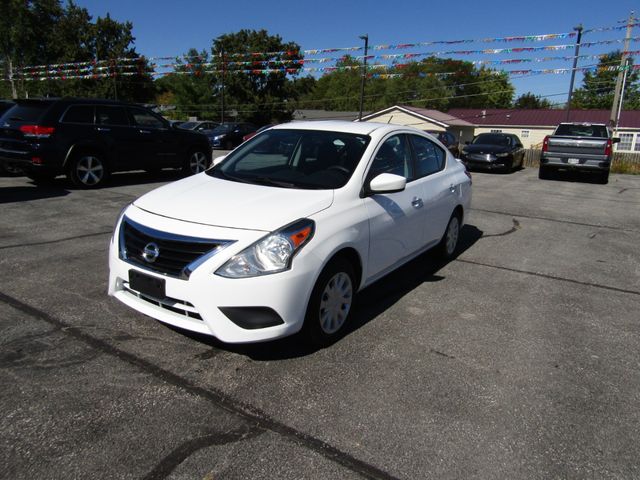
[178,121,219,132]
[109,121,472,346]
[207,122,257,149]
[460,133,524,172]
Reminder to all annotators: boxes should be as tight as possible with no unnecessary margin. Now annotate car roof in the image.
[273,120,423,136]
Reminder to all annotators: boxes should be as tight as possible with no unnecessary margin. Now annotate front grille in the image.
[120,217,233,278]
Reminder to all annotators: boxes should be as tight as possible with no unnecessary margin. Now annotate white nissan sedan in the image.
[108,121,472,346]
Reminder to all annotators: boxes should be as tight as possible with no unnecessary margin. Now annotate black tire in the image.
[67,153,108,188]
[183,149,210,175]
[538,165,550,180]
[597,170,609,184]
[302,258,356,348]
[437,212,462,260]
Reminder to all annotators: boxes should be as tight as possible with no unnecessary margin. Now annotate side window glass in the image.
[369,135,413,180]
[130,108,164,129]
[62,105,94,124]
[96,106,129,126]
[409,135,445,178]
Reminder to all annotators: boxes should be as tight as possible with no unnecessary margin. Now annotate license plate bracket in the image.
[129,270,165,299]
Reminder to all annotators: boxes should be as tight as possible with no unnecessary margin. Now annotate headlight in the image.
[496,152,509,157]
[112,203,130,245]
[214,135,223,141]
[215,219,315,278]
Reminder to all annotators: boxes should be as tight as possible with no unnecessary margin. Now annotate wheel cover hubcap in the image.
[190,152,207,173]
[446,218,459,255]
[76,156,103,185]
[319,272,353,334]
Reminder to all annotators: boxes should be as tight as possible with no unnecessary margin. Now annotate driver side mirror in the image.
[362,173,406,197]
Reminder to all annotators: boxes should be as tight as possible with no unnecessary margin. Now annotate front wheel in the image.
[67,153,108,188]
[302,258,356,348]
[183,150,210,175]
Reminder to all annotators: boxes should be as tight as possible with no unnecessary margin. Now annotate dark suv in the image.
[0,98,212,187]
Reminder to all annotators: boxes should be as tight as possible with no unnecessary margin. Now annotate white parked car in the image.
[108,121,472,346]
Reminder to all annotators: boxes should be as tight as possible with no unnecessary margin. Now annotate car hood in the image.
[133,173,334,232]
[464,144,511,154]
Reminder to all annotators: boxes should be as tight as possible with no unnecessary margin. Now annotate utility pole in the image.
[220,47,225,124]
[614,57,632,136]
[610,11,635,129]
[565,24,583,121]
[358,34,369,121]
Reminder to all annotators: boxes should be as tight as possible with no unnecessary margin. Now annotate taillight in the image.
[604,139,612,157]
[19,125,56,139]
[542,135,549,152]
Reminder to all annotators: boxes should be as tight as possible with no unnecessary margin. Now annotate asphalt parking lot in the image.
[1,165,639,479]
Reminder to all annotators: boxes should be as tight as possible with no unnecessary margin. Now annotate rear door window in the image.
[129,108,165,129]
[96,106,129,126]
[62,105,94,124]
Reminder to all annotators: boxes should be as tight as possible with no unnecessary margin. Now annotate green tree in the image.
[212,29,305,124]
[1,1,154,102]
[571,51,640,109]
[514,92,552,109]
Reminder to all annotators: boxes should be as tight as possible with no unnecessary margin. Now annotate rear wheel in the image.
[303,258,356,348]
[596,170,609,184]
[67,153,108,188]
[538,165,550,180]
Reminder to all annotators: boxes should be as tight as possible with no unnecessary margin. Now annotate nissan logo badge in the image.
[142,242,160,263]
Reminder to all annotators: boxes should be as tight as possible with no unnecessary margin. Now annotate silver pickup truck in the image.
[538,123,620,184]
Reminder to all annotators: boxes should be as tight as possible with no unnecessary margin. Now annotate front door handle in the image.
[411,197,423,208]
[449,184,457,193]
[95,127,110,132]
[139,129,151,134]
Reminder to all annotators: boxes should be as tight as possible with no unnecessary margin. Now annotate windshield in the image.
[472,134,511,146]
[207,129,371,189]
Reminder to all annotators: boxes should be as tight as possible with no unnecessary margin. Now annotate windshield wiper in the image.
[250,177,297,188]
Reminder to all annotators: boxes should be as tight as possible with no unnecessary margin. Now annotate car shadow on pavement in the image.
[174,224,484,361]
[0,184,70,203]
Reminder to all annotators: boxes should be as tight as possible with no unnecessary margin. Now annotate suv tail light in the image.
[604,138,613,157]
[19,125,56,139]
[542,135,549,152]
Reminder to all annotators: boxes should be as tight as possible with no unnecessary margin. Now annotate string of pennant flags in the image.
[11,62,640,82]
[5,22,639,82]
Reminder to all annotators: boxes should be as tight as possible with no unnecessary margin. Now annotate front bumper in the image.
[461,155,511,171]
[107,207,321,343]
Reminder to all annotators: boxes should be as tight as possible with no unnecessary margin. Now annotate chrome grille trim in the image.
[119,216,235,279]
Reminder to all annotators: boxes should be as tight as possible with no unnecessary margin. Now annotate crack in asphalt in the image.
[470,207,640,233]
[456,258,640,297]
[0,230,112,250]
[480,218,521,238]
[142,426,265,480]
[0,291,401,480]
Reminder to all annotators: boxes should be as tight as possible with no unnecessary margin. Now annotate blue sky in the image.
[75,0,639,105]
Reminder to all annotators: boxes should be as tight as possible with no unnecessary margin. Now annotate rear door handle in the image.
[449,184,457,193]
[411,197,423,208]
[95,127,110,132]
[139,129,151,134]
